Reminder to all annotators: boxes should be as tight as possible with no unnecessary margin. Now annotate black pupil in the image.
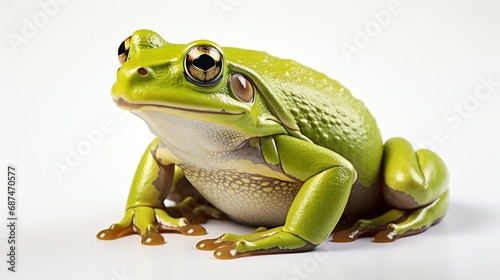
[193,54,215,70]
[118,41,126,56]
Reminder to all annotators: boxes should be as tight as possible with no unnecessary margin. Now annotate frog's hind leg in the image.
[333,193,449,242]
[333,137,449,242]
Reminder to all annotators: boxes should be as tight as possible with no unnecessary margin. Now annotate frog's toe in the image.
[166,196,228,224]
[373,216,445,242]
[333,221,403,243]
[212,240,264,259]
[97,209,136,240]
[196,236,233,251]
[373,226,400,242]
[196,231,244,251]
[175,224,207,235]
[331,226,363,242]
[141,226,165,245]
[97,224,135,240]
[135,213,206,245]
[97,206,207,246]
[333,191,448,243]
[334,216,438,243]
[332,209,407,242]
[154,208,207,236]
[212,245,241,259]
[196,229,315,259]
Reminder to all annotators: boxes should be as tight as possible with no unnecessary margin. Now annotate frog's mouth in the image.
[114,98,244,116]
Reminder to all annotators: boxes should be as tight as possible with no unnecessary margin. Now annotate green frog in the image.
[97,30,449,259]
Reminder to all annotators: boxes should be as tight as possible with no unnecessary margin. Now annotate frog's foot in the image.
[333,190,449,242]
[196,227,315,259]
[165,196,228,224]
[332,209,407,242]
[334,137,449,243]
[97,206,206,245]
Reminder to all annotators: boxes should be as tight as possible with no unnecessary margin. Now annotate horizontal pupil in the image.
[118,41,126,55]
[193,54,215,70]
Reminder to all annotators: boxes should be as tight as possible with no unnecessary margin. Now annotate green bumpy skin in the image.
[97,30,449,259]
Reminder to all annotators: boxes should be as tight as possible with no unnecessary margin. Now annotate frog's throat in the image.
[114,97,244,116]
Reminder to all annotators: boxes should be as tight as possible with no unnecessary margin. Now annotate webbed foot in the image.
[97,206,206,245]
[333,190,449,242]
[196,227,315,259]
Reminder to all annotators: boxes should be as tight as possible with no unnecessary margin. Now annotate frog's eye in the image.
[231,74,254,103]
[184,46,223,86]
[118,36,131,65]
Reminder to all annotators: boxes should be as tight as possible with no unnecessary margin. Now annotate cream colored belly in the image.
[181,165,302,227]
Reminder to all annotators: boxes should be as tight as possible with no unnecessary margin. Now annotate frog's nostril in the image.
[137,67,149,76]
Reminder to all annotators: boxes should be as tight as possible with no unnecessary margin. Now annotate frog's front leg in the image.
[97,138,206,245]
[333,137,449,242]
[196,135,356,259]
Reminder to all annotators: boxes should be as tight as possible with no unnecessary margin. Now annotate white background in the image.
[1,0,500,279]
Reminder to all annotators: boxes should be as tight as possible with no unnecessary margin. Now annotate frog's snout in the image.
[114,97,143,110]
[112,65,155,102]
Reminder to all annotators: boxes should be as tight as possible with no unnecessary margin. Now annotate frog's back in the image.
[226,48,383,188]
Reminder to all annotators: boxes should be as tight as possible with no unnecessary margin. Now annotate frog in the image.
[97,29,449,259]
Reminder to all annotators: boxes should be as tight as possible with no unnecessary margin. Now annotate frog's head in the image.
[112,29,292,138]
